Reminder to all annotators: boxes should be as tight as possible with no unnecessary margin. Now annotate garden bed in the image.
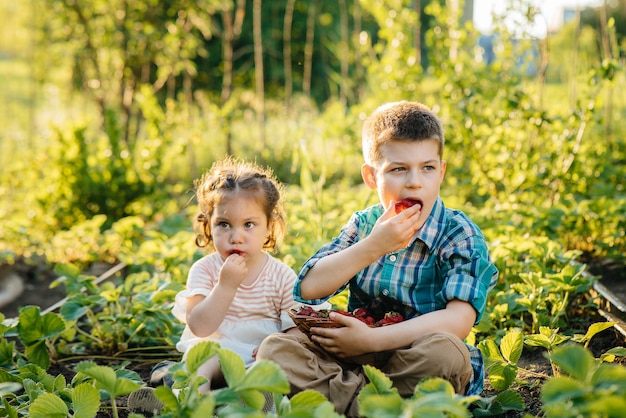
[2,259,625,417]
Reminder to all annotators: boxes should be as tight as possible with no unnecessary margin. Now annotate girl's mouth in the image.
[230,249,243,255]
[394,198,423,214]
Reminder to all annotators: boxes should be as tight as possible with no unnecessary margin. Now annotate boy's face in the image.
[361,139,446,230]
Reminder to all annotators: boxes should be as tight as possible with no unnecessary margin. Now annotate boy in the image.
[256,101,498,417]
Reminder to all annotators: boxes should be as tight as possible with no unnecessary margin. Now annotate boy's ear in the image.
[440,160,447,181]
[361,164,377,189]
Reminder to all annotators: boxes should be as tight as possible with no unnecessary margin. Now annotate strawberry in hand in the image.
[394,198,422,214]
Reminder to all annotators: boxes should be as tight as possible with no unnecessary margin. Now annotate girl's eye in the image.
[244,221,255,229]
[218,221,230,229]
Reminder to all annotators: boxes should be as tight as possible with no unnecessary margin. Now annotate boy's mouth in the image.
[394,198,423,214]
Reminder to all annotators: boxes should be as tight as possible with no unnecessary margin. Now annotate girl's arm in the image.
[186,282,238,337]
[186,254,247,337]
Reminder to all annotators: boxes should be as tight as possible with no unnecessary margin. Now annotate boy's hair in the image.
[361,101,445,164]
[193,157,287,251]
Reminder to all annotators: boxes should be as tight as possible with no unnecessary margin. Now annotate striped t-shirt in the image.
[173,252,299,365]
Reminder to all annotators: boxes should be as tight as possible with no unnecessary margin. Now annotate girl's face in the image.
[361,139,446,230]
[210,192,270,263]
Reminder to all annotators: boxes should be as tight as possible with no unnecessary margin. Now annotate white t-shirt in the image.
[172,252,299,366]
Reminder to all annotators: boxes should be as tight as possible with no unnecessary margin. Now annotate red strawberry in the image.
[377,311,404,326]
[352,308,370,318]
[394,198,422,214]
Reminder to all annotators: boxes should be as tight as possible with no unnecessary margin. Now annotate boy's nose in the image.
[406,170,421,187]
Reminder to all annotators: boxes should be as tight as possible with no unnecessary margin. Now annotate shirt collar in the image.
[413,197,445,250]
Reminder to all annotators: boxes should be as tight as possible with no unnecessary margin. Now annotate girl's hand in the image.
[368,201,421,252]
[309,312,375,357]
[219,254,248,289]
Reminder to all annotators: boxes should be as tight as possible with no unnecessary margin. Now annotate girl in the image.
[172,157,302,391]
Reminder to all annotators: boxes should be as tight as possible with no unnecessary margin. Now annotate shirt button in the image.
[382,289,390,296]
[389,255,397,262]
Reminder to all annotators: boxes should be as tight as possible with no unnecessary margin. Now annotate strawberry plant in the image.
[541,344,626,417]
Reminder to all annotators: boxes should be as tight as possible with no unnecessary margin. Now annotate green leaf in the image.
[578,322,616,345]
[29,392,69,418]
[478,339,504,366]
[289,389,330,409]
[488,362,517,391]
[540,376,587,404]
[25,340,50,369]
[358,393,405,418]
[185,341,219,375]
[414,377,455,396]
[110,377,142,397]
[494,390,525,412]
[238,360,289,393]
[362,365,396,395]
[218,348,246,388]
[0,368,22,384]
[59,300,90,321]
[72,383,101,418]
[77,363,140,397]
[590,363,626,390]
[524,334,552,350]
[2,396,18,418]
[600,346,626,362]
[0,381,22,397]
[189,396,217,418]
[409,392,470,417]
[238,389,266,410]
[500,329,523,364]
[17,306,66,345]
[78,364,117,391]
[580,395,626,416]
[155,385,181,410]
[550,344,595,381]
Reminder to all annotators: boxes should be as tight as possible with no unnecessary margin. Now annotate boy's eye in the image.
[423,165,435,171]
[390,166,406,172]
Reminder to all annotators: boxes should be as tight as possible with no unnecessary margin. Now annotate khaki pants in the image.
[256,331,472,417]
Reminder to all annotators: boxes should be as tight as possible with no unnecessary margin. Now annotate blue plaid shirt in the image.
[294,197,498,395]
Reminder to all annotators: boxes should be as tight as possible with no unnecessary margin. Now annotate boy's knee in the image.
[389,332,472,396]
[418,332,470,367]
[256,332,295,361]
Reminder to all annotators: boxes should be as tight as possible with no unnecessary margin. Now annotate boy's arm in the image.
[300,203,421,300]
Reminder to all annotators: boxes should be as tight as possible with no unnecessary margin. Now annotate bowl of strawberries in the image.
[288,305,404,337]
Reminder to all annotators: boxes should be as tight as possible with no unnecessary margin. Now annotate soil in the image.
[2,259,625,417]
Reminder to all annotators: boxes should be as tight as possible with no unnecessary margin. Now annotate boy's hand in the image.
[219,254,248,289]
[368,201,421,252]
[309,312,374,357]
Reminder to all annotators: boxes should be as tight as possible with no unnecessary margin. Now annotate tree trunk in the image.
[253,0,266,147]
[283,0,295,108]
[338,0,348,107]
[221,1,245,156]
[303,1,317,97]
[599,0,613,139]
[352,0,364,102]
[414,0,421,68]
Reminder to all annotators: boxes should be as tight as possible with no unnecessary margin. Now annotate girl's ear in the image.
[361,164,377,190]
